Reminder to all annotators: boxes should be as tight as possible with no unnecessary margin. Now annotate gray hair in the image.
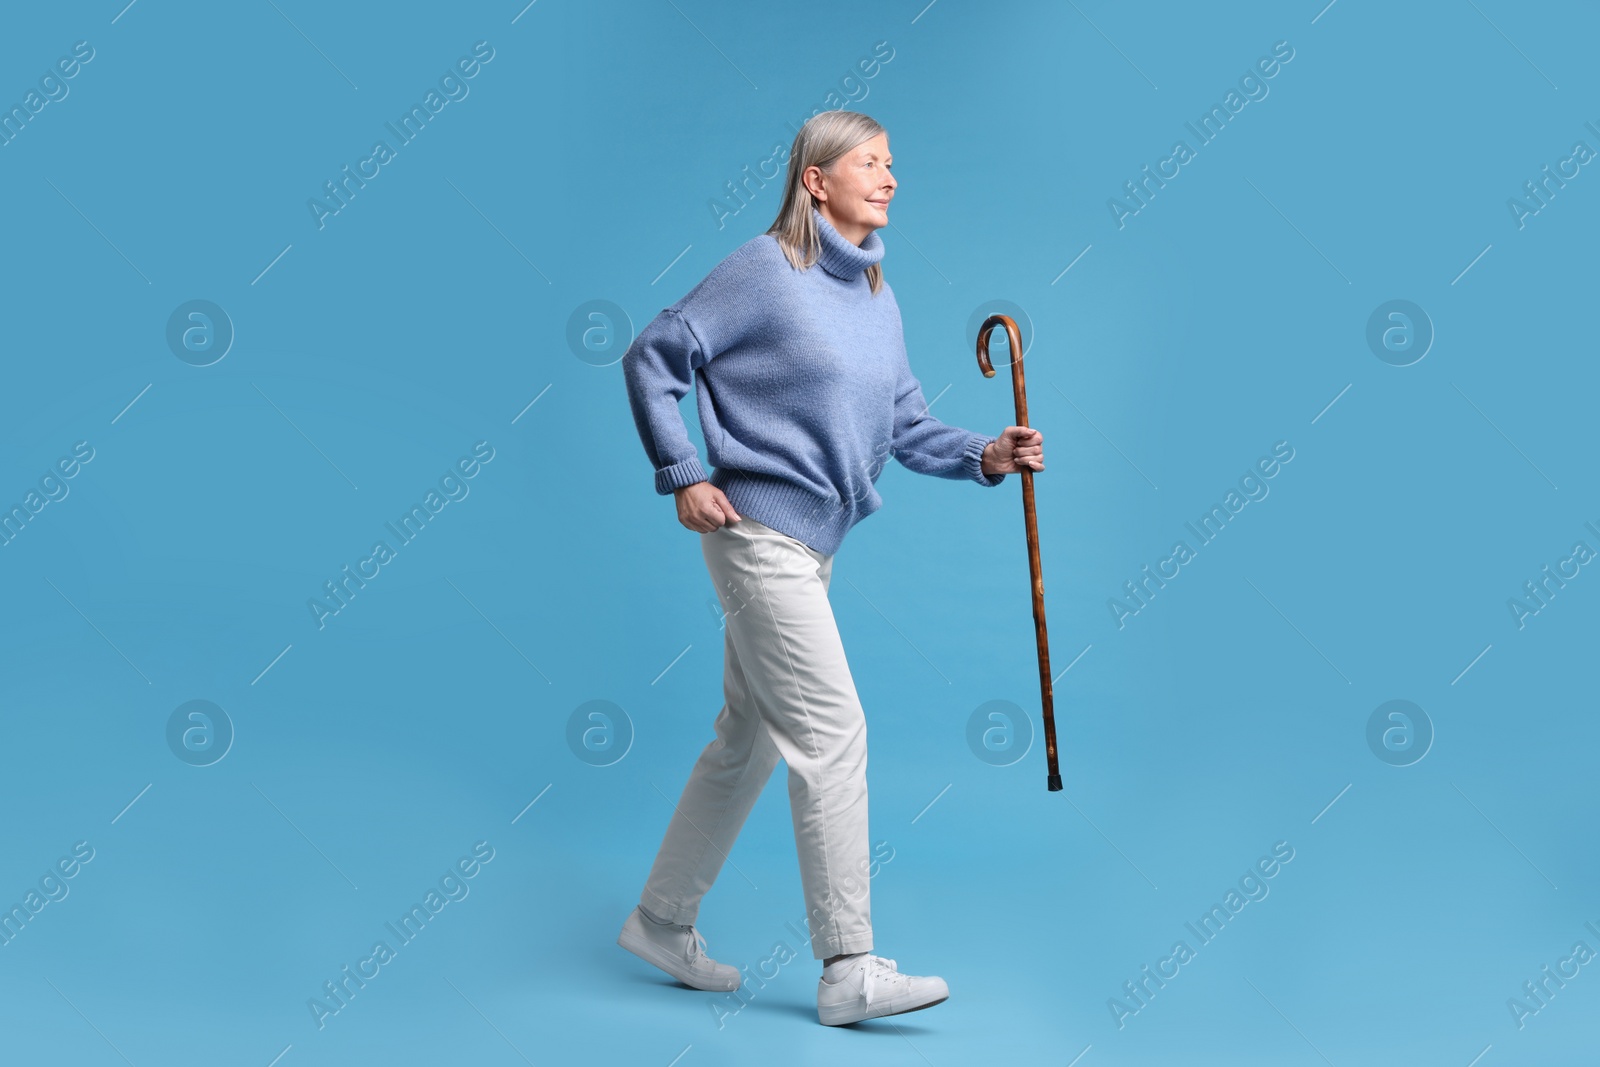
[767,110,887,295]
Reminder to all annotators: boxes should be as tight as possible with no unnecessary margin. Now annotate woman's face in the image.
[809,132,895,246]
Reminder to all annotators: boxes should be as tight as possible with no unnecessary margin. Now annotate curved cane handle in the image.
[976,314,1022,381]
[977,314,1030,432]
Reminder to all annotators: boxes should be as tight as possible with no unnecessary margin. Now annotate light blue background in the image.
[2,1,1595,1064]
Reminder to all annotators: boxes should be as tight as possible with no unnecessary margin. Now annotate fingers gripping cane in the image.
[975,314,1061,792]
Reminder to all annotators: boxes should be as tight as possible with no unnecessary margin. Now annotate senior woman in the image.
[617,109,1044,1026]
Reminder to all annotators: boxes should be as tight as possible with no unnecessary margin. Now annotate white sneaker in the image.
[816,954,948,1026]
[617,906,740,992]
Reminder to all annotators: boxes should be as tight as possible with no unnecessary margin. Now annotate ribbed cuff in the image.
[654,455,708,495]
[965,433,1006,487]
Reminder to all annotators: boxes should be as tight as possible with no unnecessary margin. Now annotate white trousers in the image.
[639,516,873,960]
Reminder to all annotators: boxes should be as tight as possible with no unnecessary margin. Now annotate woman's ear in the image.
[803,166,827,203]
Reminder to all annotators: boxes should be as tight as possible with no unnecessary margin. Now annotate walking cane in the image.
[975,314,1061,792]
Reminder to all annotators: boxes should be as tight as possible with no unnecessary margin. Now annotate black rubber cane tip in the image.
[1047,773,1063,792]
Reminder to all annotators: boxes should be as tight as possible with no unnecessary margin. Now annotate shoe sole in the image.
[818,991,949,1027]
[618,928,740,992]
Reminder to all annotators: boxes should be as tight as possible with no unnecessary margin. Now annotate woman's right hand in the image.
[674,481,742,533]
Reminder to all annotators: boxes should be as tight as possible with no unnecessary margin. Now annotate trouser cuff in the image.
[639,889,697,926]
[813,930,874,960]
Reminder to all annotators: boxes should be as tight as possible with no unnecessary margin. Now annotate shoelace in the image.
[854,954,907,1011]
[684,925,708,966]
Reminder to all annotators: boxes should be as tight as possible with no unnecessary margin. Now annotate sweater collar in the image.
[813,206,884,281]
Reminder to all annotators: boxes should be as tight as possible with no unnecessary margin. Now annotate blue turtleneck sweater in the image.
[622,207,1004,555]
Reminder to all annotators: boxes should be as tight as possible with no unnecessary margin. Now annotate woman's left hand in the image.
[981,426,1044,475]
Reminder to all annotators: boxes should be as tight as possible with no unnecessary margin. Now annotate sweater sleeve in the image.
[890,357,1006,487]
[622,307,714,494]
